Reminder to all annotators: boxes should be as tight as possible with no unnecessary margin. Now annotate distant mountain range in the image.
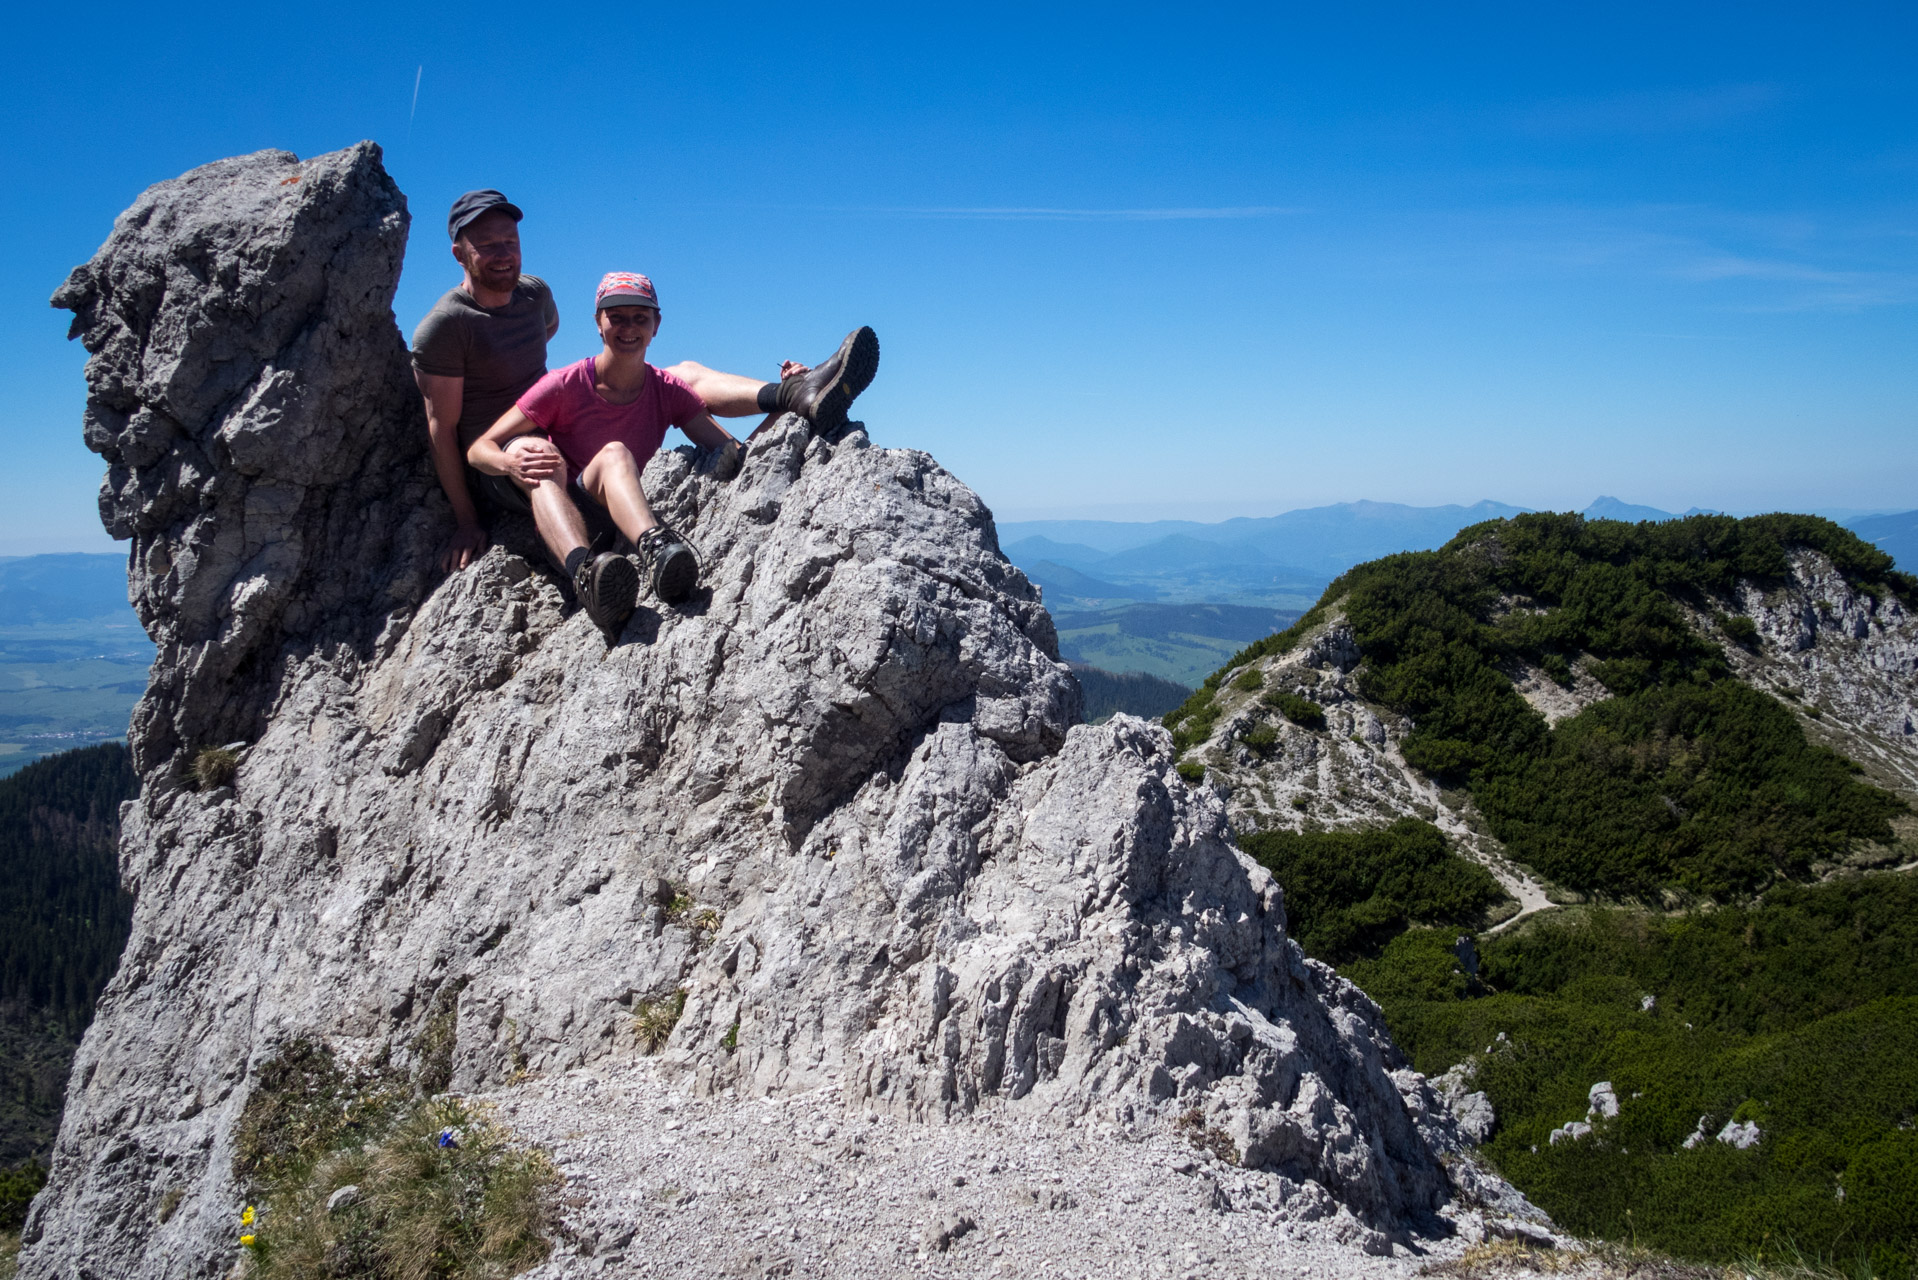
[1848,509,1918,575]
[1003,498,1917,608]
[0,555,132,624]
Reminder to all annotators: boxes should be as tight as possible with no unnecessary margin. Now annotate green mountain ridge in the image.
[1164,511,1918,1274]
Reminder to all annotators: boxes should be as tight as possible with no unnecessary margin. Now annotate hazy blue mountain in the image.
[1100,535,1282,573]
[0,555,131,625]
[1021,560,1151,606]
[1004,498,1793,605]
[1845,509,1918,572]
[999,536,1111,572]
[1582,496,1676,522]
[997,519,1233,555]
[1581,497,1732,522]
[1002,499,1533,580]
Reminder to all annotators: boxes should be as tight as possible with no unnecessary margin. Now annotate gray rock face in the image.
[22,144,1491,1279]
[1430,1061,1496,1145]
[49,143,437,777]
[1714,550,1918,804]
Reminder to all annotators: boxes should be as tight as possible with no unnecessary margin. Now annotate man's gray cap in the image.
[448,189,523,240]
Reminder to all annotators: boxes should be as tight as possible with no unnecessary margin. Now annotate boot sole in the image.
[588,554,639,637]
[807,326,880,436]
[651,543,699,605]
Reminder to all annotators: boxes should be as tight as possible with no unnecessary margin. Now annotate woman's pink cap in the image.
[595,272,659,310]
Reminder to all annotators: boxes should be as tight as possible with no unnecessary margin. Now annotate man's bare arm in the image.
[415,369,489,571]
[680,412,738,452]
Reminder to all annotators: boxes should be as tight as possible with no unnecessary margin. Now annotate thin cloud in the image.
[1454,204,1918,313]
[841,204,1302,221]
[1677,252,1916,310]
[1516,83,1781,135]
[1680,254,1864,285]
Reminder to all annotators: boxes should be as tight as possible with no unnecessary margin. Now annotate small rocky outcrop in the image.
[21,144,1504,1279]
[1714,552,1918,802]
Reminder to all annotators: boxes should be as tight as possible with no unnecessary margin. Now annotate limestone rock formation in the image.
[1713,550,1918,802]
[22,144,1503,1278]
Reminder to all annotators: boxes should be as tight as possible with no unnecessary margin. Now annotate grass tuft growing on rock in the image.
[1172,1106,1240,1166]
[191,746,238,790]
[242,1096,559,1280]
[632,989,686,1053]
[235,1040,559,1280]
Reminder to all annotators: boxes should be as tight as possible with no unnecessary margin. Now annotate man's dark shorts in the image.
[468,466,532,515]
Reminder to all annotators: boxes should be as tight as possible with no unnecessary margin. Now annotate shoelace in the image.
[638,524,704,576]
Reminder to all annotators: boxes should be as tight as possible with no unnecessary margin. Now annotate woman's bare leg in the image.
[578,442,659,545]
[505,436,590,567]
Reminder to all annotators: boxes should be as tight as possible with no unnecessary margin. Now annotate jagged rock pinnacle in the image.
[22,143,1519,1278]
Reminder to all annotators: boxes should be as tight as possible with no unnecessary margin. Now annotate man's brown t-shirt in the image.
[410,275,560,446]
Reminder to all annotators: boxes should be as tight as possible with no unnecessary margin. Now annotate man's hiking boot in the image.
[573,539,638,642]
[636,524,699,605]
[774,326,879,436]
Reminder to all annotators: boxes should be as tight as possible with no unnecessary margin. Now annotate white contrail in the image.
[857,205,1298,221]
[408,66,422,141]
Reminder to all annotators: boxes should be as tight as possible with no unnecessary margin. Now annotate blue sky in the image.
[4,1,1914,554]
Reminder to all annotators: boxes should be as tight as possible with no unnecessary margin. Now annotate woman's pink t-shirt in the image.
[515,358,706,476]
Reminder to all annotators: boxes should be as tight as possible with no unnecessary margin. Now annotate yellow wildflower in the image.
[241,1205,255,1225]
[240,1234,256,1247]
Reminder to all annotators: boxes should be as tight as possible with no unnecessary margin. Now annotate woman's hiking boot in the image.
[773,326,879,436]
[636,524,699,605]
[572,539,638,642]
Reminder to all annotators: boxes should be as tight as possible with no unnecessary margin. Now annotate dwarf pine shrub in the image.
[1238,818,1507,963]
[1262,689,1326,730]
[1225,512,1910,898]
[1338,874,1918,1274]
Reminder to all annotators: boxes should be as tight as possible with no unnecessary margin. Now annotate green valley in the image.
[0,555,150,777]
[1053,603,1298,686]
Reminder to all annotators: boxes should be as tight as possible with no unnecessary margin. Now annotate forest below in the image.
[0,742,136,1229]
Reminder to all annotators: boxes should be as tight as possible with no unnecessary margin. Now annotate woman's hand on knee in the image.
[504,435,566,488]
